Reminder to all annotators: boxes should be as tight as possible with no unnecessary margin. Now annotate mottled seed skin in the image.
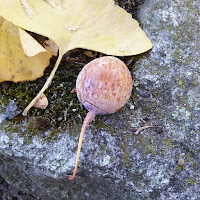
[76,56,132,114]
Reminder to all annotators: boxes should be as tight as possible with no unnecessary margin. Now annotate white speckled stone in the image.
[0,0,199,199]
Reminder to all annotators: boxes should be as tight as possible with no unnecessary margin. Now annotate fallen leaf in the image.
[19,28,48,57]
[0,0,152,56]
[0,0,152,114]
[0,16,52,82]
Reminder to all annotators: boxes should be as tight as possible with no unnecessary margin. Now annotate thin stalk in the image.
[22,52,63,116]
[69,111,96,181]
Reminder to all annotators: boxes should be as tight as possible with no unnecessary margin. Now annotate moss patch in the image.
[174,165,185,173]
[162,137,174,149]
[135,135,157,156]
[0,49,138,141]
[186,178,196,186]
[122,148,133,167]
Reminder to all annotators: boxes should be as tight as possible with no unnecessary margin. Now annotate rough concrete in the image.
[0,0,199,199]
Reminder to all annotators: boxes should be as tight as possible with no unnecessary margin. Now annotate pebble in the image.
[5,100,21,120]
[178,158,184,166]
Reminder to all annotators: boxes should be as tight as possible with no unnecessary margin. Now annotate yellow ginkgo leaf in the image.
[0,0,152,56]
[0,16,52,82]
[0,0,152,115]
[19,28,48,57]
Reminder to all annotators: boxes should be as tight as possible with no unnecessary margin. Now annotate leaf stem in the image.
[22,52,63,116]
[69,111,96,181]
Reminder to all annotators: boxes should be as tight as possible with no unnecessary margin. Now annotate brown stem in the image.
[69,111,96,181]
[22,52,63,116]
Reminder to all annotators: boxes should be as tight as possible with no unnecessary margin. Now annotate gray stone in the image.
[5,100,21,120]
[0,0,199,199]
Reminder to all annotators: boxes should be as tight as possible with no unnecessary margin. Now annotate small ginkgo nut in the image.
[69,56,133,181]
[76,56,133,114]
[33,93,48,109]
[178,158,184,166]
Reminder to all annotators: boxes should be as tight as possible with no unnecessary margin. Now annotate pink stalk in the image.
[69,111,96,180]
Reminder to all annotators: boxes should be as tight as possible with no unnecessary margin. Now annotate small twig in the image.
[74,62,86,66]
[134,125,162,135]
[126,57,134,67]
[65,57,80,61]
[63,110,67,121]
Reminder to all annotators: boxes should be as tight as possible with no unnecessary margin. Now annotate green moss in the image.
[118,180,125,188]
[160,149,167,157]
[178,80,183,86]
[191,161,198,168]
[92,117,116,135]
[186,0,193,8]
[121,143,126,150]
[174,165,185,173]
[175,154,180,159]
[135,135,157,155]
[0,49,92,141]
[43,129,60,142]
[160,137,175,156]
[188,148,196,155]
[143,145,157,155]
[27,116,51,134]
[122,148,132,166]
[3,124,22,134]
[186,178,196,186]
[162,137,174,148]
[74,123,82,136]
[172,50,181,62]
[100,144,106,151]
[185,153,193,162]
[184,56,192,65]
[0,49,136,142]
[110,156,114,163]
[7,133,14,140]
